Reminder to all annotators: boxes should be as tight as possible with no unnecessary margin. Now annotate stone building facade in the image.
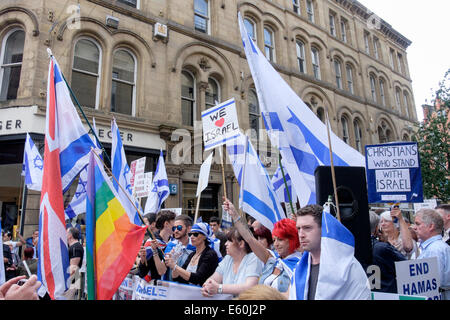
[0,0,418,236]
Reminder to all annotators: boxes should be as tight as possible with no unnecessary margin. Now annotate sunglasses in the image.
[188,232,201,237]
[172,225,183,232]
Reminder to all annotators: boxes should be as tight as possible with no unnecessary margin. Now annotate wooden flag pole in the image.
[325,111,341,222]
[194,193,202,223]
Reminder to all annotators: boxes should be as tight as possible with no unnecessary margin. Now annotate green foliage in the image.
[413,69,450,202]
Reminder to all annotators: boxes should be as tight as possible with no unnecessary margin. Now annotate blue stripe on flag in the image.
[248,35,258,54]
[293,251,309,300]
[243,190,278,223]
[204,133,241,150]
[53,62,64,84]
[322,211,355,247]
[286,107,349,166]
[59,133,94,177]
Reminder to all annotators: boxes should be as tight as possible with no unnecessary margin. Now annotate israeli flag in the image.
[238,13,364,207]
[111,118,142,225]
[21,133,43,191]
[271,163,297,205]
[144,150,169,214]
[227,133,285,231]
[289,203,370,300]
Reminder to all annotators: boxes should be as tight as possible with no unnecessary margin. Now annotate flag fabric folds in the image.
[111,118,141,225]
[144,150,169,214]
[227,133,285,231]
[271,163,298,205]
[86,150,147,300]
[21,133,44,191]
[289,203,370,300]
[196,152,213,197]
[238,13,364,207]
[37,56,73,299]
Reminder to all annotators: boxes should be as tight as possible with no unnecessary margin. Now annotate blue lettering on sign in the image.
[409,262,429,276]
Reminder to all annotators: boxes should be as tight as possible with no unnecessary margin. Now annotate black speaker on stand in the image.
[314,166,372,269]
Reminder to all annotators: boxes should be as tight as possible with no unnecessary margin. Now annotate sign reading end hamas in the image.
[365,142,423,203]
[202,98,240,151]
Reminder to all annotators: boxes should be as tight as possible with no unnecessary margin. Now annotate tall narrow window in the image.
[334,59,342,89]
[181,70,195,126]
[244,18,256,43]
[373,38,380,60]
[354,120,363,152]
[397,53,404,74]
[370,75,377,103]
[111,50,136,115]
[264,27,275,62]
[194,0,209,34]
[364,32,370,54]
[395,88,402,112]
[72,38,101,109]
[379,79,386,106]
[205,77,220,109]
[329,14,336,36]
[293,0,300,14]
[389,48,395,69]
[311,47,320,80]
[403,91,410,117]
[346,64,354,94]
[0,29,25,101]
[316,107,325,123]
[296,40,306,73]
[341,116,349,144]
[248,89,260,142]
[306,0,314,23]
[340,18,347,43]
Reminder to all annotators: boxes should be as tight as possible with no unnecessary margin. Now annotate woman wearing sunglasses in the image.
[165,222,219,286]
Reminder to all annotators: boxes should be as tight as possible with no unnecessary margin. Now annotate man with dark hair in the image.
[210,216,227,258]
[435,204,450,245]
[288,204,370,300]
[67,227,84,276]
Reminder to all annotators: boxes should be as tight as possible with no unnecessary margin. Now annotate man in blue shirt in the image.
[414,208,450,300]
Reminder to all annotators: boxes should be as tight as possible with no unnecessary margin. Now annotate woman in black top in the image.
[165,222,218,286]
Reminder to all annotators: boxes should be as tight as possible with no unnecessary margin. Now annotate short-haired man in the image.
[414,209,450,300]
[435,204,450,245]
[288,204,370,300]
[67,227,84,276]
[210,216,227,258]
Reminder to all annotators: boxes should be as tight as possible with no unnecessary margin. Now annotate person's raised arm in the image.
[391,208,414,253]
[223,197,271,264]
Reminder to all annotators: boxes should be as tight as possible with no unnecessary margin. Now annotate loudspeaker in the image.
[314,166,372,268]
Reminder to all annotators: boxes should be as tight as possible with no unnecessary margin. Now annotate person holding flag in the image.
[223,197,301,293]
[288,203,370,300]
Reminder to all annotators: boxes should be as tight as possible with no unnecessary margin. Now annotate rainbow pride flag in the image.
[86,150,146,300]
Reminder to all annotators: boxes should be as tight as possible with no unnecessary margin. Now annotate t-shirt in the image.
[68,242,84,268]
[307,263,320,300]
[215,252,263,286]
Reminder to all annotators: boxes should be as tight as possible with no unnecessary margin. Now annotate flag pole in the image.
[194,193,201,223]
[278,153,295,217]
[325,111,341,222]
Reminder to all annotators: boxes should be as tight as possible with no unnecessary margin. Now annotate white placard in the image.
[375,169,411,192]
[161,208,182,216]
[201,98,240,151]
[395,257,442,300]
[132,157,147,198]
[366,144,419,170]
[413,199,438,213]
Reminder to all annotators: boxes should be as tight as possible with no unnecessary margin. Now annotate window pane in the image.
[244,19,256,41]
[194,0,208,16]
[194,15,208,33]
[181,71,194,99]
[341,117,349,144]
[112,50,135,83]
[72,71,97,108]
[111,80,133,115]
[73,39,99,74]
[0,66,21,101]
[248,90,259,114]
[2,30,24,64]
[117,0,137,8]
[182,99,193,126]
[205,78,218,107]
[296,41,305,73]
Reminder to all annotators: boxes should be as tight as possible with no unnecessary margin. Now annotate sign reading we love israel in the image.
[202,98,240,151]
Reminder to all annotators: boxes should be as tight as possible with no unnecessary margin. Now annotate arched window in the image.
[379,78,386,106]
[205,77,220,109]
[111,49,136,115]
[316,107,324,123]
[244,18,257,43]
[353,120,363,152]
[264,27,275,62]
[311,47,320,80]
[181,70,196,126]
[334,59,342,89]
[248,88,260,141]
[378,120,393,143]
[346,64,354,94]
[402,133,410,141]
[72,38,101,109]
[0,29,25,101]
[194,0,209,34]
[369,74,377,103]
[341,116,349,144]
[296,40,306,73]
